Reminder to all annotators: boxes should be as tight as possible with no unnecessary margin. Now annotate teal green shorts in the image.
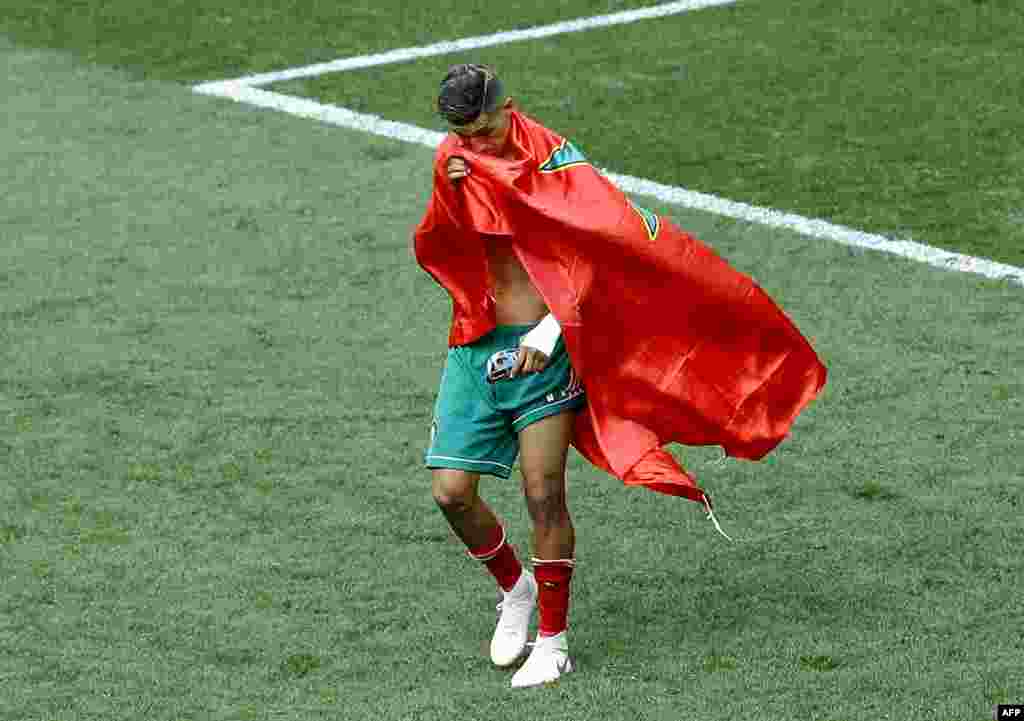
[425,323,587,479]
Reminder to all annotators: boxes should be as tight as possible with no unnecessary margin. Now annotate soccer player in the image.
[422,64,581,688]
[414,64,826,689]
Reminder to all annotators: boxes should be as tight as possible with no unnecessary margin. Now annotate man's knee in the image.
[522,471,569,527]
[431,469,479,513]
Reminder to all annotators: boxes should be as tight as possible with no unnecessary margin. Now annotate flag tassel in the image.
[702,494,733,542]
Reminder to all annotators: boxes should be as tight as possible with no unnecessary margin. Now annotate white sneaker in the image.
[510,630,573,688]
[490,570,537,667]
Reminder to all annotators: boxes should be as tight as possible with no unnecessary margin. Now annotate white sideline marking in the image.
[193,0,738,90]
[191,6,1024,287]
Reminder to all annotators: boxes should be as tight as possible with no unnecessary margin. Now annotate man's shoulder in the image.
[513,109,562,135]
[510,111,568,160]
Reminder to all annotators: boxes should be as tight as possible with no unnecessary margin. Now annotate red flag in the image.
[414,110,827,506]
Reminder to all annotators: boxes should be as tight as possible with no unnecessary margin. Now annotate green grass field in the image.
[2,2,1023,720]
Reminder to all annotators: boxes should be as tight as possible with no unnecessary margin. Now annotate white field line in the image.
[193,0,738,91]
[190,85,1024,286]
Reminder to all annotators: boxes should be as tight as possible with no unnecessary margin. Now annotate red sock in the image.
[467,525,522,592]
[533,558,574,636]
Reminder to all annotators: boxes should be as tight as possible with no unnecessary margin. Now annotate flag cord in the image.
[702,494,734,542]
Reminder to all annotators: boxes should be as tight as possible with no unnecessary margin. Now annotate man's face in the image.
[449,102,511,156]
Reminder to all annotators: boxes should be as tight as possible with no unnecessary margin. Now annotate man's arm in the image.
[521,313,561,357]
[510,314,561,378]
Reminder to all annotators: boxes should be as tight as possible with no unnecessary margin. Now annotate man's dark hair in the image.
[436,64,504,126]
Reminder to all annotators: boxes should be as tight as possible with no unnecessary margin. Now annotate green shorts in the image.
[425,322,587,479]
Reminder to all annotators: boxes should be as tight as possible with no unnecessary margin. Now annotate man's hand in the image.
[510,345,549,378]
[447,156,470,186]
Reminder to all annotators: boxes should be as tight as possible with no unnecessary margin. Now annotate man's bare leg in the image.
[432,469,523,592]
[518,411,576,561]
[509,409,577,687]
[431,469,495,548]
[517,410,576,637]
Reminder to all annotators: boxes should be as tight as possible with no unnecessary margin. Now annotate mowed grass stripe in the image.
[3,39,1022,721]
[200,0,738,88]
[272,0,1024,269]
[194,83,1024,286]
[0,0,666,83]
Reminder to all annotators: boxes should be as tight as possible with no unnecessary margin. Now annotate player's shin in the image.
[532,557,574,637]
[466,522,523,592]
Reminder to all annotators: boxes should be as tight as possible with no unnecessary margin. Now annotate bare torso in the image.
[476,140,548,326]
[483,233,549,325]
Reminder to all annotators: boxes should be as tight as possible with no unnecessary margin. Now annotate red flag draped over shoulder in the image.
[414,109,827,505]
